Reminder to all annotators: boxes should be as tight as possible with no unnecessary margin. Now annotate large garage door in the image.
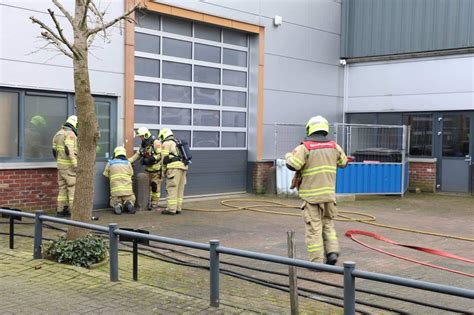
[133,12,249,195]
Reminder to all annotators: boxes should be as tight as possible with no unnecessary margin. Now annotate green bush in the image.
[46,234,107,268]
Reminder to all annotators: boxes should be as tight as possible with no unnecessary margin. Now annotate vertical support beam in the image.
[256,26,265,161]
[33,210,44,259]
[9,216,14,249]
[133,239,138,281]
[124,0,136,155]
[209,240,220,307]
[287,231,299,315]
[344,261,356,315]
[109,223,119,282]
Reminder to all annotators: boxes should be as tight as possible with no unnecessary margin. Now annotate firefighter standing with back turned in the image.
[285,116,348,265]
[129,127,162,211]
[158,128,188,215]
[52,115,78,217]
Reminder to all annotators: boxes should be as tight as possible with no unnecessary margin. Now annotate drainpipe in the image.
[341,59,349,124]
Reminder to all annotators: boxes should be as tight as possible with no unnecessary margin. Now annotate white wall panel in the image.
[347,55,474,112]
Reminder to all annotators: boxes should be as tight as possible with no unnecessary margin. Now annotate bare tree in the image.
[30,0,141,239]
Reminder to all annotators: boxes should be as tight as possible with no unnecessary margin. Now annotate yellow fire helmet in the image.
[113,146,127,158]
[306,115,329,136]
[136,127,151,139]
[158,128,173,141]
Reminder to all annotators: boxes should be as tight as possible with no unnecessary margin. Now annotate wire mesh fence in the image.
[271,123,409,163]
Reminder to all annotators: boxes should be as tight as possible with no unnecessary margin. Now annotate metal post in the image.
[9,216,14,249]
[344,261,356,315]
[209,240,220,307]
[287,232,299,315]
[108,223,119,282]
[133,239,138,281]
[33,210,44,259]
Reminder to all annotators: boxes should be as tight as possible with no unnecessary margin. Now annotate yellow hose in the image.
[183,198,474,242]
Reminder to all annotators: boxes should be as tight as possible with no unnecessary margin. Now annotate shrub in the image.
[46,234,107,268]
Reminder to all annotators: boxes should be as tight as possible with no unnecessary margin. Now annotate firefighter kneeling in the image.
[103,146,136,215]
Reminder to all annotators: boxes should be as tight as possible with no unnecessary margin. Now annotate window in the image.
[0,89,115,161]
[0,91,19,158]
[403,114,432,156]
[134,14,249,149]
[135,57,160,78]
[441,115,469,157]
[24,94,67,159]
[135,105,159,124]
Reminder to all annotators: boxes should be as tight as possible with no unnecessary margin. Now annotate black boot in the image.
[124,201,135,214]
[113,203,123,215]
[57,206,71,217]
[326,252,339,265]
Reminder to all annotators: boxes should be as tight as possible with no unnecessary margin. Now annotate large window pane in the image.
[194,65,220,84]
[222,90,246,107]
[135,57,160,77]
[442,115,469,157]
[223,29,248,47]
[223,69,247,87]
[193,109,219,126]
[136,11,160,30]
[0,92,19,157]
[222,111,246,127]
[194,43,220,63]
[162,84,191,103]
[95,100,111,157]
[162,107,191,125]
[135,33,160,54]
[135,81,160,101]
[403,114,432,156]
[163,38,192,59]
[173,130,191,145]
[222,132,245,147]
[135,105,159,124]
[195,23,221,42]
[193,131,219,147]
[162,16,192,36]
[24,94,67,159]
[162,61,192,81]
[379,113,402,125]
[194,87,220,105]
[223,48,247,67]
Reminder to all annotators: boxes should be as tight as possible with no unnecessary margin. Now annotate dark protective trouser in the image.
[302,202,339,263]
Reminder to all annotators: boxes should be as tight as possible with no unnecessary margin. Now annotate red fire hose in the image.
[345,230,474,277]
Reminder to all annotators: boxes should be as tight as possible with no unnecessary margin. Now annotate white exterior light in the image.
[274,15,283,26]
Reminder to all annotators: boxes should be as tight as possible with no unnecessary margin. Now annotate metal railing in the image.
[1,208,473,315]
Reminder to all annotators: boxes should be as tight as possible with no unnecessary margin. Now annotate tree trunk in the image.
[67,0,98,240]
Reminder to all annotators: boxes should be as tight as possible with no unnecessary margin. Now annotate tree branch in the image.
[47,9,76,56]
[80,0,92,28]
[52,0,74,25]
[30,16,67,48]
[87,2,141,37]
[41,31,73,58]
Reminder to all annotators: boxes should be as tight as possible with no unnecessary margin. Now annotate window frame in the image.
[0,87,117,164]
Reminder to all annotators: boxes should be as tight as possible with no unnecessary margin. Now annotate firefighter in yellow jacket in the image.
[129,127,162,210]
[285,116,348,265]
[158,128,188,215]
[52,115,78,217]
[103,146,136,215]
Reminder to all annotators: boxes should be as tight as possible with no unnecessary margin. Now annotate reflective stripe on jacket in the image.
[285,139,347,203]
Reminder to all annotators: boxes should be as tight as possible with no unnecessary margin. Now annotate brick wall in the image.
[408,159,437,193]
[0,169,58,212]
[252,161,274,194]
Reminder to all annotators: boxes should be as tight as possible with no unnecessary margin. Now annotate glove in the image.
[142,156,156,166]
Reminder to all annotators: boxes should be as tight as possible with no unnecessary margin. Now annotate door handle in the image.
[465,155,472,165]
